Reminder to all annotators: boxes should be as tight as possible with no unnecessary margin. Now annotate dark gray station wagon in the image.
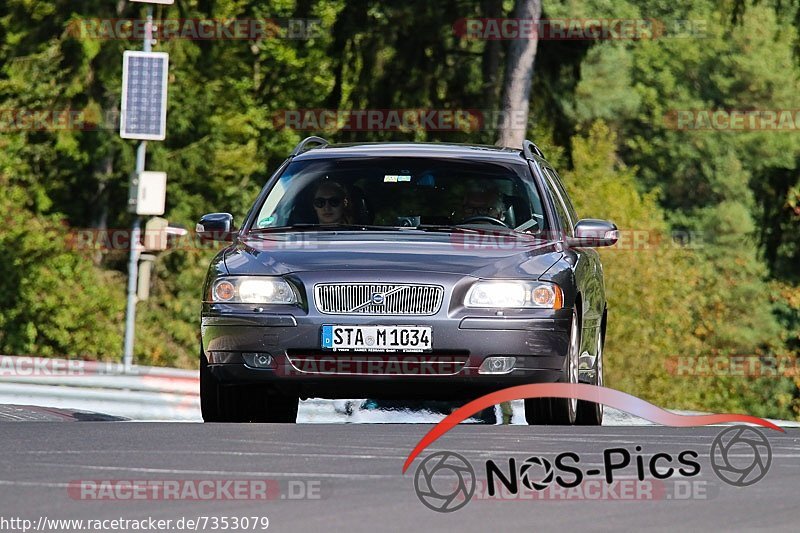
[198,137,618,425]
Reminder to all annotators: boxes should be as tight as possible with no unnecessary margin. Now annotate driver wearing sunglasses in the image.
[461,187,507,222]
[312,180,352,225]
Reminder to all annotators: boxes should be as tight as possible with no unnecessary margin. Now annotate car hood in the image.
[223,232,563,279]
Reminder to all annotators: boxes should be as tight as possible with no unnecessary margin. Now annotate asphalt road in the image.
[0,416,798,532]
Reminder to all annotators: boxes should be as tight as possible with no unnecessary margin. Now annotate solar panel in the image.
[120,51,169,140]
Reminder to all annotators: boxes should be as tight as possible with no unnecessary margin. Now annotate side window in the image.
[539,166,574,237]
[545,167,579,224]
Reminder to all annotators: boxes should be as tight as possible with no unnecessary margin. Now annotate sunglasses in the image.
[463,205,502,216]
[313,196,343,208]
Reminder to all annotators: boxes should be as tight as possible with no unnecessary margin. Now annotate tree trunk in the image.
[497,0,542,148]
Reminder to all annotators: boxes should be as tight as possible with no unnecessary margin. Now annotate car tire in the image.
[201,348,298,423]
[525,308,580,425]
[214,385,299,423]
[200,348,223,422]
[576,326,604,426]
[242,387,299,423]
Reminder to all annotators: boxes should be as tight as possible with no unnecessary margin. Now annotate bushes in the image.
[0,179,124,359]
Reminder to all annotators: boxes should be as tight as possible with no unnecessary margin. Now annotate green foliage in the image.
[0,177,124,359]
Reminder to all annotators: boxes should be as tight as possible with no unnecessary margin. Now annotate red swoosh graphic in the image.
[402,383,784,474]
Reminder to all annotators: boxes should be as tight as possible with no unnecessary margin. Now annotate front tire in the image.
[200,348,223,422]
[241,387,299,423]
[525,309,580,425]
[201,348,298,423]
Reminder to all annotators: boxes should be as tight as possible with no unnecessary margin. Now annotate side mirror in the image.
[567,219,619,248]
[196,213,235,242]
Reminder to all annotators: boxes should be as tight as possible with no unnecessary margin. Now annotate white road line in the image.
[0,480,70,488]
[19,450,407,460]
[25,462,399,480]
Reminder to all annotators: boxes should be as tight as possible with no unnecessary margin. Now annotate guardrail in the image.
[0,355,352,422]
[0,355,200,420]
[2,355,796,426]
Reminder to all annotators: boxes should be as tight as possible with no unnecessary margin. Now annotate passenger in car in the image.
[312,180,353,225]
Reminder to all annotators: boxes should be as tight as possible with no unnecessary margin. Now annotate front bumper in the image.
[201,306,572,400]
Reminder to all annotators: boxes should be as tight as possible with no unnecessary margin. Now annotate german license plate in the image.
[321,325,432,352]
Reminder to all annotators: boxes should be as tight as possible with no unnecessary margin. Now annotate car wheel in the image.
[525,308,580,425]
[200,348,223,422]
[216,386,299,423]
[576,326,604,426]
[244,387,299,423]
[201,348,298,423]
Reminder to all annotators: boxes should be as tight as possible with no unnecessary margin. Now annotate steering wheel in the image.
[458,215,510,228]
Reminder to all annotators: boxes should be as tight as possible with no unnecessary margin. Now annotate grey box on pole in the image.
[129,171,167,215]
[120,51,169,140]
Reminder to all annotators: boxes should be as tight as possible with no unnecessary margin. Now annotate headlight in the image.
[465,281,563,309]
[211,277,297,304]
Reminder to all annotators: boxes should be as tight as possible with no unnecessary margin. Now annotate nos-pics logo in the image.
[413,425,772,512]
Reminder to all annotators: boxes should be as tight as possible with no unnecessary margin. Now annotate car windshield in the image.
[250,156,548,233]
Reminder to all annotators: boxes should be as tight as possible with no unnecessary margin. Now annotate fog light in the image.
[479,356,516,374]
[243,352,274,368]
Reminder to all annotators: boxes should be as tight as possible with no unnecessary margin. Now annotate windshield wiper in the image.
[421,223,535,235]
[249,223,537,235]
[414,224,485,234]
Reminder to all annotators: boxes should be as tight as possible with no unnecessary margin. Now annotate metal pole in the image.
[122,219,141,372]
[143,6,153,54]
[122,6,154,372]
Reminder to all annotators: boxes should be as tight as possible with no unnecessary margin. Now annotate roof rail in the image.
[522,139,545,160]
[290,136,329,157]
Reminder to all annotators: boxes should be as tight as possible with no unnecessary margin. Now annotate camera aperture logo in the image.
[519,456,553,491]
[411,425,772,511]
[413,452,475,513]
[710,426,772,487]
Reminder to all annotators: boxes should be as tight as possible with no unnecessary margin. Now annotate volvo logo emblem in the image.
[371,293,386,305]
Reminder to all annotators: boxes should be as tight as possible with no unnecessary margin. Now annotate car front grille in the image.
[314,283,444,315]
